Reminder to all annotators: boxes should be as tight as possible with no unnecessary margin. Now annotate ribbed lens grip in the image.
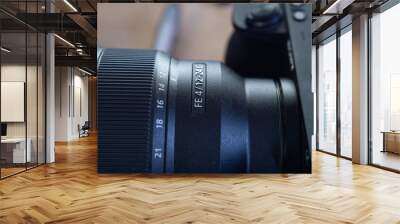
[97,49,156,173]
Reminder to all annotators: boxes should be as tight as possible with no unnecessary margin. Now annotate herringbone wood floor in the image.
[0,135,400,224]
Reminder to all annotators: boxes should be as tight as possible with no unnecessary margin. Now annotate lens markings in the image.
[192,63,207,114]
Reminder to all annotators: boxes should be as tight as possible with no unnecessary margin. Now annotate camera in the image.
[97,4,312,173]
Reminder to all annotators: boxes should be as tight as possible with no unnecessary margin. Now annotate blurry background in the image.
[97,3,233,61]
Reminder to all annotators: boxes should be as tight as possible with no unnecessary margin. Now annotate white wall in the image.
[1,65,38,138]
[1,63,46,164]
[71,73,89,138]
[1,82,25,122]
[1,65,26,140]
[55,66,70,141]
[55,67,89,141]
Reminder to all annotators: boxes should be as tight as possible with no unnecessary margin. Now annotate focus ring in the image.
[97,49,156,172]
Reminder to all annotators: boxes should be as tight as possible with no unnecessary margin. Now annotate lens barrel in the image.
[98,48,308,173]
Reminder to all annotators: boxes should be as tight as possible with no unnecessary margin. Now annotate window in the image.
[370,3,400,171]
[1,29,28,178]
[317,36,337,154]
[312,45,317,150]
[0,1,46,179]
[339,28,352,158]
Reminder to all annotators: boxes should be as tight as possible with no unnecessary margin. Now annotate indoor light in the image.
[63,0,78,12]
[54,34,75,48]
[322,0,347,15]
[78,67,92,76]
[1,47,11,53]
[76,49,84,55]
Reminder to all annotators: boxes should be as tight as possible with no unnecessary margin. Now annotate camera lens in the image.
[97,48,309,173]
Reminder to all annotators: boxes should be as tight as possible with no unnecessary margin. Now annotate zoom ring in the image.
[98,49,156,172]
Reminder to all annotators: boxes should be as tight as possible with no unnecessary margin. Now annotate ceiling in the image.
[0,0,394,73]
[0,0,98,73]
[310,0,391,42]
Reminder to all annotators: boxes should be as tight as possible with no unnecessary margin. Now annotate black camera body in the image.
[226,3,313,170]
[97,4,312,173]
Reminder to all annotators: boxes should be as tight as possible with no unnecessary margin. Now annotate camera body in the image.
[227,3,313,165]
[97,4,312,173]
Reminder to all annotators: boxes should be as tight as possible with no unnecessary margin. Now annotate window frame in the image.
[367,0,400,173]
[315,22,353,160]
